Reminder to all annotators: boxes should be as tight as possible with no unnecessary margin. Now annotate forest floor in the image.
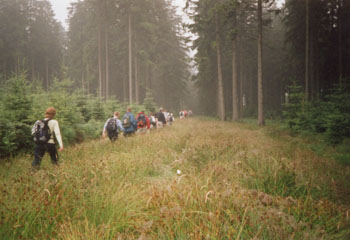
[1,117,350,239]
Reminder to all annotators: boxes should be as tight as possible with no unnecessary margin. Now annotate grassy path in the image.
[1,118,349,239]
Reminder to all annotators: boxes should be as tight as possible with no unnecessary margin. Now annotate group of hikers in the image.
[178,109,193,119]
[31,106,192,170]
[102,106,176,141]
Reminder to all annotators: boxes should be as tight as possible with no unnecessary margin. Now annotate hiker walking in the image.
[31,107,63,169]
[136,110,150,134]
[102,111,124,141]
[149,113,157,130]
[179,110,184,119]
[156,108,167,128]
[122,106,137,137]
[168,113,174,125]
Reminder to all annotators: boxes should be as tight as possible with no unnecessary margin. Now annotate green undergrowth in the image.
[0,118,349,239]
[259,118,350,167]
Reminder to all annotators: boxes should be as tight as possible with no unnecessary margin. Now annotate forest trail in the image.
[1,118,349,239]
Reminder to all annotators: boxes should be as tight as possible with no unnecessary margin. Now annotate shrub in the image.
[0,73,33,157]
[325,85,350,144]
[283,82,350,144]
[0,74,152,158]
[143,89,158,113]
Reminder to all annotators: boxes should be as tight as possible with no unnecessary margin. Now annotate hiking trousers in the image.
[108,132,118,142]
[123,131,135,137]
[32,143,58,168]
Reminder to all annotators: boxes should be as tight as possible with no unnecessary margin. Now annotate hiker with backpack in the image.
[168,113,174,125]
[179,111,184,119]
[31,107,63,170]
[136,110,150,134]
[149,113,157,130]
[102,111,124,141]
[122,106,137,137]
[156,108,167,128]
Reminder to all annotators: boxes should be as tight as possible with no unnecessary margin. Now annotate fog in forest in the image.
[1,0,349,131]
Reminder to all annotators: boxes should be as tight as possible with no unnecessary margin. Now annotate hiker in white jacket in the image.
[32,107,63,169]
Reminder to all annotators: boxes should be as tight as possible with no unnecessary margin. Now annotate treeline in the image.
[67,0,191,109]
[0,0,63,86]
[0,74,158,158]
[189,0,350,126]
[0,0,192,110]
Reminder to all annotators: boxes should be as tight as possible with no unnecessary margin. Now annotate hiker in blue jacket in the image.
[122,106,137,137]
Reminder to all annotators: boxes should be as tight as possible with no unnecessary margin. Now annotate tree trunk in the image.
[134,32,139,104]
[45,57,49,91]
[31,50,35,81]
[128,13,133,104]
[310,26,314,99]
[257,0,265,126]
[338,0,343,83]
[86,63,90,96]
[98,23,103,101]
[232,1,239,121]
[146,62,150,90]
[232,38,239,121]
[305,0,310,100]
[82,71,85,95]
[105,25,109,100]
[216,12,225,121]
[123,64,128,101]
[239,44,244,116]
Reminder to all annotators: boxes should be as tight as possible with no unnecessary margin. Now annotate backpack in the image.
[150,116,156,126]
[106,118,117,135]
[122,115,132,128]
[33,119,51,144]
[137,114,147,128]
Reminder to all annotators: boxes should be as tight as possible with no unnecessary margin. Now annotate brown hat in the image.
[45,107,56,118]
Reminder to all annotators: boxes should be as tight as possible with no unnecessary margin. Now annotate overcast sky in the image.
[50,0,285,29]
[49,0,188,29]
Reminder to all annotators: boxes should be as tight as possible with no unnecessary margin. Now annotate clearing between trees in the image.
[1,118,349,239]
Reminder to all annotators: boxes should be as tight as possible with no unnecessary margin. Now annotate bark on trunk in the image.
[82,71,85,95]
[134,32,139,104]
[257,0,265,126]
[86,63,90,95]
[232,38,239,121]
[216,12,225,121]
[123,64,128,101]
[239,37,244,115]
[98,23,103,101]
[105,25,109,100]
[305,0,310,100]
[232,1,239,121]
[128,13,133,104]
[310,27,314,99]
[338,0,343,83]
[45,57,49,91]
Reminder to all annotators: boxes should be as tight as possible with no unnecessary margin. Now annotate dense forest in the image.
[0,0,192,157]
[0,0,191,108]
[190,0,349,117]
[189,0,350,141]
[0,0,350,157]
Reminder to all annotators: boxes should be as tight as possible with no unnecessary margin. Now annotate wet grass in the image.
[0,117,349,239]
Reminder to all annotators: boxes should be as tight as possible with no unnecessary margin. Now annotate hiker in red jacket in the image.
[136,110,150,134]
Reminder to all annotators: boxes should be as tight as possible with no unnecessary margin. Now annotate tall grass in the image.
[0,118,349,239]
